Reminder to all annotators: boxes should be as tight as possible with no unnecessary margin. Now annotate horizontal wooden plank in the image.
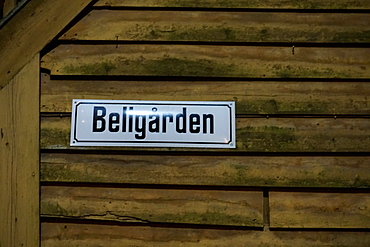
[60,10,370,43]
[42,223,370,247]
[41,153,370,188]
[270,192,370,228]
[95,0,370,9]
[41,45,370,79]
[40,74,370,115]
[40,116,370,152]
[41,186,263,226]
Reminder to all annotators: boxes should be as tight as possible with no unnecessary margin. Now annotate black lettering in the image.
[92,106,106,132]
[122,107,127,132]
[162,113,173,133]
[135,115,146,139]
[128,107,133,132]
[176,108,187,133]
[203,114,214,134]
[108,112,120,132]
[149,114,160,132]
[189,114,200,133]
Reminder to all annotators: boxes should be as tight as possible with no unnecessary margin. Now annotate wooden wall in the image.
[40,0,370,246]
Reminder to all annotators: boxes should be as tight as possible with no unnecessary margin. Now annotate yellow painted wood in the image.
[40,116,370,152]
[0,55,40,247]
[95,0,370,9]
[60,10,370,43]
[41,153,370,188]
[41,223,370,246]
[41,45,370,79]
[41,186,263,226]
[0,0,94,89]
[270,192,370,228]
[40,73,370,115]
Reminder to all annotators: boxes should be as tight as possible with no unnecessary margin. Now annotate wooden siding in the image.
[41,74,370,115]
[41,116,370,152]
[270,192,370,228]
[41,186,263,226]
[60,10,370,43]
[41,153,370,188]
[41,223,370,247]
[40,1,370,246]
[41,45,370,79]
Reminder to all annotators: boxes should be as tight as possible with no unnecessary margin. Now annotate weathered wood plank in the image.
[41,223,370,247]
[41,45,370,78]
[40,116,370,152]
[0,0,93,89]
[41,186,263,226]
[270,192,370,228]
[41,153,370,188]
[95,0,370,9]
[40,74,370,115]
[60,10,370,43]
[0,55,40,247]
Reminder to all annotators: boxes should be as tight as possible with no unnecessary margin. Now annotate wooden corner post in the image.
[0,54,40,247]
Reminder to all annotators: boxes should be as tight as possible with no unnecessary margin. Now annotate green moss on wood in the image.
[270,64,350,79]
[237,126,297,152]
[59,54,363,78]
[40,162,370,188]
[224,164,370,188]
[40,163,107,183]
[138,25,370,43]
[40,128,70,149]
[142,57,243,77]
[64,61,116,75]
[41,201,72,216]
[40,202,262,226]
[61,57,246,77]
[237,99,330,114]
[143,211,262,226]
[333,30,370,43]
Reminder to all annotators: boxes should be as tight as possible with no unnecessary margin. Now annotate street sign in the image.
[71,100,235,148]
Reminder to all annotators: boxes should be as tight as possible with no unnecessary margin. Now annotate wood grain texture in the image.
[94,0,370,9]
[41,223,370,247]
[41,45,370,78]
[60,10,370,43]
[40,74,370,115]
[0,55,40,247]
[40,116,370,152]
[41,153,370,188]
[41,186,263,226]
[3,0,16,16]
[0,0,93,88]
[270,192,370,228]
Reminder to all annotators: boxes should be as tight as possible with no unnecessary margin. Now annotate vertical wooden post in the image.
[0,54,40,247]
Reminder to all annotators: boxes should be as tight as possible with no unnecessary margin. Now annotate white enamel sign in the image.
[70,100,235,148]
